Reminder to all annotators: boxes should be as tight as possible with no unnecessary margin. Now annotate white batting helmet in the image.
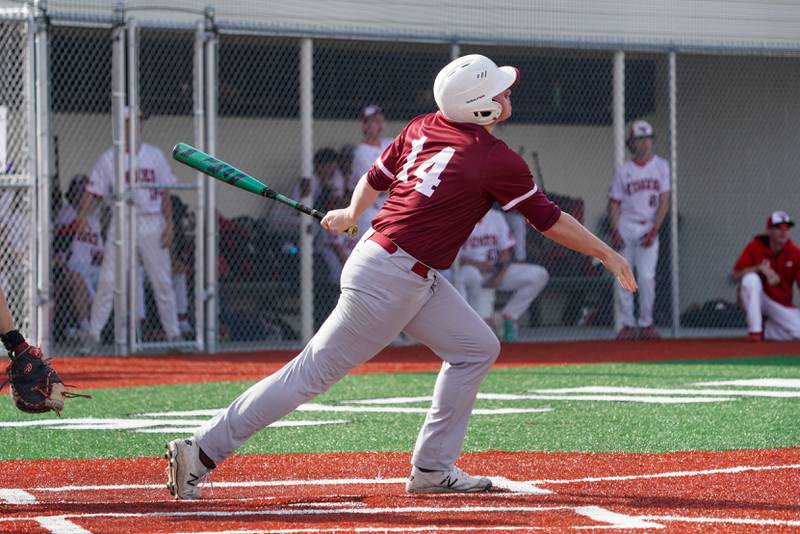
[433,54,519,125]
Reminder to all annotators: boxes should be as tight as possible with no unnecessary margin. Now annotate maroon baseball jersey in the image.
[366,111,561,269]
[734,235,800,306]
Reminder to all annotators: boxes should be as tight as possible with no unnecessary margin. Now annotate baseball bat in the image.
[172,142,357,237]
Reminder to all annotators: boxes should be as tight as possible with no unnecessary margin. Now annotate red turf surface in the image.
[45,338,800,391]
[1,449,799,533]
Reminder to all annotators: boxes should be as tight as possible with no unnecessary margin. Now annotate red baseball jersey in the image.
[366,112,561,269]
[734,235,800,306]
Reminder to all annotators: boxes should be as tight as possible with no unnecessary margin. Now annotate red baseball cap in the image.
[767,210,795,228]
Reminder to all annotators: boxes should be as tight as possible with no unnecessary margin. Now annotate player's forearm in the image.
[76,192,100,221]
[652,194,670,231]
[607,201,621,229]
[345,174,380,221]
[543,212,616,264]
[0,287,15,335]
[162,192,174,228]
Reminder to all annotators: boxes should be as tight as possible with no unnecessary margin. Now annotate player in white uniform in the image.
[351,105,392,241]
[457,209,549,340]
[607,120,670,340]
[55,175,104,338]
[74,111,181,345]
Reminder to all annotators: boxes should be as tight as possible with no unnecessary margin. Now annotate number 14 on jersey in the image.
[396,136,455,198]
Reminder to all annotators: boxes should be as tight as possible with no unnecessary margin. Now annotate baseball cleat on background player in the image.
[406,465,492,494]
[165,438,210,500]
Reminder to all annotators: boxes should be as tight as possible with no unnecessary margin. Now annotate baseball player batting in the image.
[165,54,637,500]
[607,119,670,340]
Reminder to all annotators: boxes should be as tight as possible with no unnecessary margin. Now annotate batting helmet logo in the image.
[433,54,518,125]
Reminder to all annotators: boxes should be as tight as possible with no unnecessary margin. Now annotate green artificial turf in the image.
[0,356,798,460]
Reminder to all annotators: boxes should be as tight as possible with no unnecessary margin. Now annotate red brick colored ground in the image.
[45,338,800,391]
[1,448,798,533]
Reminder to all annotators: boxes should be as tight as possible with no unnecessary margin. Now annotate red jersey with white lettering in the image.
[734,235,800,307]
[366,112,560,269]
[608,155,670,223]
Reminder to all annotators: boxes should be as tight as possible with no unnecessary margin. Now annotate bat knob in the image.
[346,226,358,238]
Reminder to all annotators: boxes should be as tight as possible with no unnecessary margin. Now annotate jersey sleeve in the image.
[481,144,561,232]
[733,240,759,270]
[86,152,111,198]
[608,165,625,201]
[365,126,407,191]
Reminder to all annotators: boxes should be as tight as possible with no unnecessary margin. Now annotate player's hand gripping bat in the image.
[172,143,357,237]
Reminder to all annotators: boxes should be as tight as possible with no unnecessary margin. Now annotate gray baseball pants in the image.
[194,229,500,471]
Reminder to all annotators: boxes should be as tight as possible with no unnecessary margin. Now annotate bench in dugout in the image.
[523,192,614,327]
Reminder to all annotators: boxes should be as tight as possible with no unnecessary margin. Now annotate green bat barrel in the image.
[172,142,272,198]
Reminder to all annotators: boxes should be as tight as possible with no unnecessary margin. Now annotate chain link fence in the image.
[0,18,34,340]
[4,5,800,355]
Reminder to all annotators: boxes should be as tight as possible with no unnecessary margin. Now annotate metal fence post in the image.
[299,38,313,343]
[204,7,218,353]
[612,50,625,335]
[193,19,206,353]
[111,9,128,356]
[33,0,51,352]
[126,17,140,354]
[669,51,680,338]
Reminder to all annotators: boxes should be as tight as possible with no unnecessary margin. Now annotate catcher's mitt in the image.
[1,344,90,415]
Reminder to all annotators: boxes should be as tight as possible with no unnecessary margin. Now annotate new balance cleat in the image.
[165,438,210,500]
[406,465,492,494]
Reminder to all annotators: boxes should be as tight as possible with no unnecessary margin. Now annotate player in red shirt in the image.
[166,54,637,499]
[734,210,800,341]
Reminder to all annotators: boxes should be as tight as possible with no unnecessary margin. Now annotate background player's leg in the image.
[634,234,659,327]
[403,274,500,472]
[738,272,764,335]
[760,292,800,340]
[194,240,435,464]
[138,216,180,340]
[614,241,636,328]
[88,221,116,341]
[456,264,487,316]
[496,263,549,320]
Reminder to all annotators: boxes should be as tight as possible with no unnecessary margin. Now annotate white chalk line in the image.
[529,463,800,484]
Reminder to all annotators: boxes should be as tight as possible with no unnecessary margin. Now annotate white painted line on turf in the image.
[528,463,800,485]
[287,501,367,508]
[529,386,800,398]
[36,516,91,534]
[0,418,349,431]
[344,393,734,404]
[139,405,552,416]
[694,378,800,388]
[173,527,550,533]
[490,477,552,495]
[0,489,37,504]
[0,505,575,522]
[636,514,800,527]
[573,506,663,529]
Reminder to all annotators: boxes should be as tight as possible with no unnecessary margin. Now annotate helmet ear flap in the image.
[473,100,502,125]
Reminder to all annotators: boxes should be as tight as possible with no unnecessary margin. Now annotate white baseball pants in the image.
[89,213,180,340]
[615,218,659,327]
[195,229,500,471]
[739,272,800,340]
[457,263,549,321]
